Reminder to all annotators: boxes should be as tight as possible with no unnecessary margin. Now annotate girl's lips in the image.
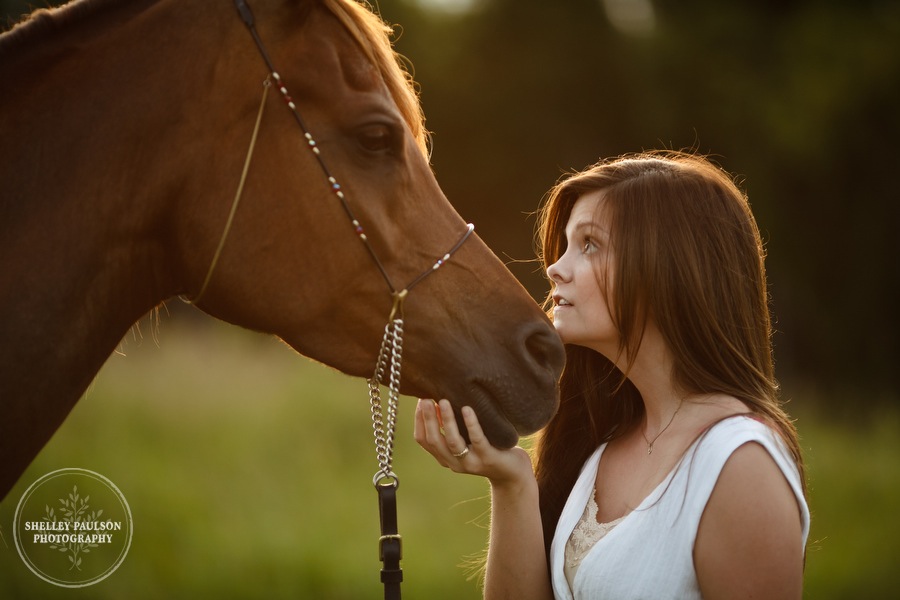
[552,294,572,307]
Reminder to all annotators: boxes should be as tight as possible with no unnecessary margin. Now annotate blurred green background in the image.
[0,315,897,598]
[2,0,898,597]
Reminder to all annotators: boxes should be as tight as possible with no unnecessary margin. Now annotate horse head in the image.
[175,0,565,447]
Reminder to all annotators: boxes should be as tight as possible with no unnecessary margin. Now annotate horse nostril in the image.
[522,322,565,376]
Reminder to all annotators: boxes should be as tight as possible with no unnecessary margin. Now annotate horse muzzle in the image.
[453,320,565,448]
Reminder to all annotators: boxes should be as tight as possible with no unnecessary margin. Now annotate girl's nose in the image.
[547,256,568,283]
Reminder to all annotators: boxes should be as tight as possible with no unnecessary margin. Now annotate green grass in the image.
[0,315,491,599]
[1,313,897,598]
[799,402,900,599]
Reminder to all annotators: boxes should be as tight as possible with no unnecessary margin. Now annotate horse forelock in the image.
[321,0,429,159]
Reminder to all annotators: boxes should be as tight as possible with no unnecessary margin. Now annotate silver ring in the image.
[452,446,470,459]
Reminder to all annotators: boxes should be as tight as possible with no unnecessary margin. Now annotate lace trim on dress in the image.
[563,493,627,590]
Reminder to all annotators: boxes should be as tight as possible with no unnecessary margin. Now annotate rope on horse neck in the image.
[180,77,271,305]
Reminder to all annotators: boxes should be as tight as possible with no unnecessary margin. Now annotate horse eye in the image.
[357,124,394,153]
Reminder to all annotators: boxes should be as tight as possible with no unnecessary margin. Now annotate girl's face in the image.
[547,190,619,357]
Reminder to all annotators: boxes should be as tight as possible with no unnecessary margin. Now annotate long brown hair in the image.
[532,151,805,556]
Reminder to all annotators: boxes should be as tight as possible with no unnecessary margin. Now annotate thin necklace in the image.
[642,398,684,455]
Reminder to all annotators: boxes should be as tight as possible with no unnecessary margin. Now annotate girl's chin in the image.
[552,321,582,345]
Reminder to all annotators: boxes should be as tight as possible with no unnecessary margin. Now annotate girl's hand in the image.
[414,398,535,490]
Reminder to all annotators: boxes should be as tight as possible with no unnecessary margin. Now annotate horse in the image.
[0,0,565,501]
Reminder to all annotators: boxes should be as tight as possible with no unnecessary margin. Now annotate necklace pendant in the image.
[647,444,653,455]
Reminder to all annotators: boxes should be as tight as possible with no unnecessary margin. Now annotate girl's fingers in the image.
[417,401,534,486]
[436,400,473,466]
[413,398,427,444]
[434,400,445,430]
[414,399,479,473]
[461,405,487,447]
[414,399,450,467]
[438,399,468,453]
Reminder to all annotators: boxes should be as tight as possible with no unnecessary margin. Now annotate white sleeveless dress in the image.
[550,416,809,600]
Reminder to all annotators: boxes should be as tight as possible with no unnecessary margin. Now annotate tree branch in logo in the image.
[42,485,101,571]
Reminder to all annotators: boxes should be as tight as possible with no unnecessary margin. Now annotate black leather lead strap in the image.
[377,479,402,600]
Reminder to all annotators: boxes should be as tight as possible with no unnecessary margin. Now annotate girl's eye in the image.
[581,238,597,254]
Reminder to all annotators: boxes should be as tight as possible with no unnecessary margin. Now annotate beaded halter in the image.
[230,0,475,304]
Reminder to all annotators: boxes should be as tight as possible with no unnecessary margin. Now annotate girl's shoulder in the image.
[693,419,808,597]
[689,412,785,465]
[684,412,808,538]
[702,411,771,437]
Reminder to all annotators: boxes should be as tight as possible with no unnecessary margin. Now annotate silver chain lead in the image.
[369,314,404,483]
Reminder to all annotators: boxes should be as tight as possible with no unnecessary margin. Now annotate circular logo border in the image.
[12,468,133,588]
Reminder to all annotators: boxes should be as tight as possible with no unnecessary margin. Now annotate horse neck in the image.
[2,0,217,367]
[0,0,247,496]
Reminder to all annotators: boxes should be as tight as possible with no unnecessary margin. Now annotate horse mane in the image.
[0,0,132,55]
[322,0,429,158]
[1,0,429,158]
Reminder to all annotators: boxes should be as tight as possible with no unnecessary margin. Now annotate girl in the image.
[415,151,809,599]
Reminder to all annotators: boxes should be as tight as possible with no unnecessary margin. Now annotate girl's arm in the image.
[693,441,804,599]
[414,399,553,600]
